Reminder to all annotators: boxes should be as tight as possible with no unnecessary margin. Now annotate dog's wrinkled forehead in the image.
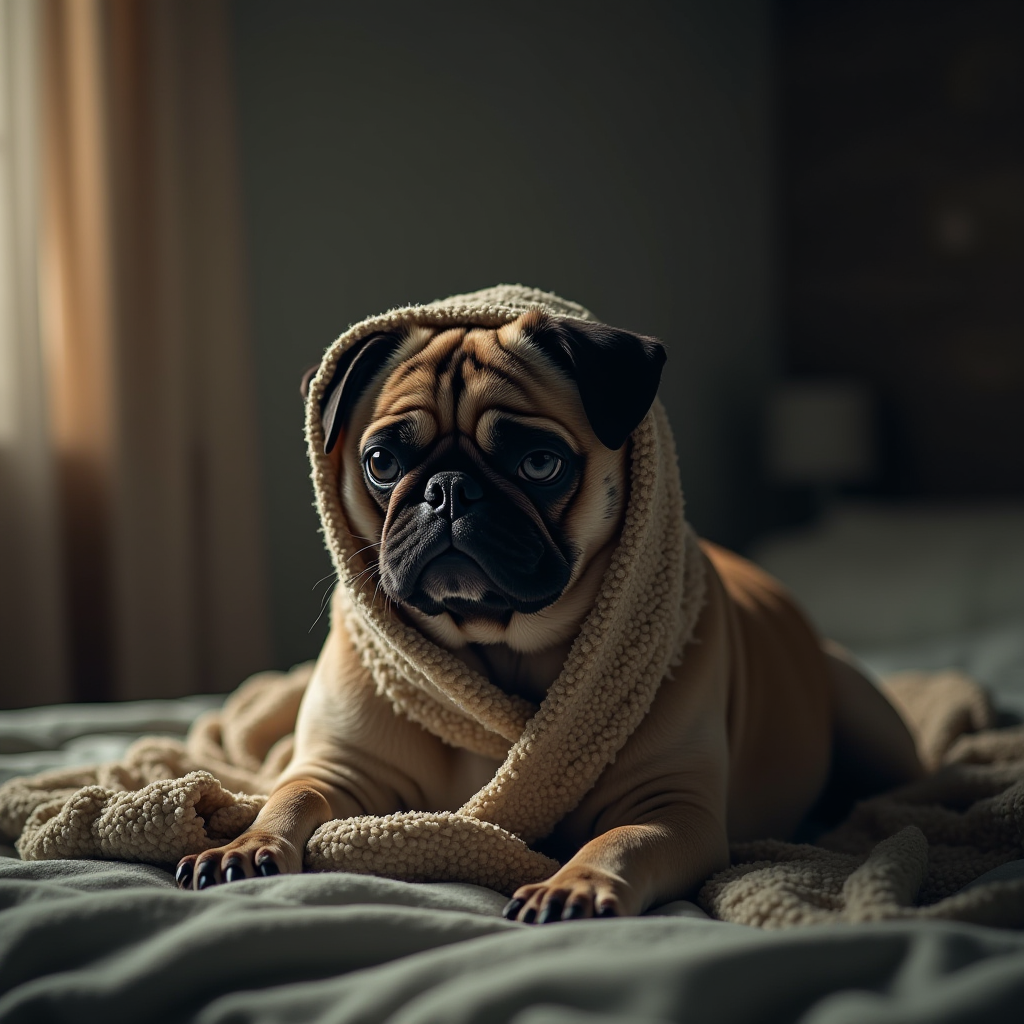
[366,319,584,450]
[315,310,667,456]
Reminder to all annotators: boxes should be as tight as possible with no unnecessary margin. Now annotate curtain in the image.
[0,0,69,706]
[0,0,271,707]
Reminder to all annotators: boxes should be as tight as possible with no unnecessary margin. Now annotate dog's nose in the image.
[424,472,483,520]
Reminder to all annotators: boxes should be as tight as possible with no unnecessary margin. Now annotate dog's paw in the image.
[174,831,303,890]
[501,865,637,923]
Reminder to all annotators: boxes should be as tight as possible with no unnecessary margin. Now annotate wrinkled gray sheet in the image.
[0,695,223,783]
[2,859,1024,1024]
[3,683,1024,1023]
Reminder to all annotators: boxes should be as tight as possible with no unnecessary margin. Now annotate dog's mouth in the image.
[406,550,515,620]
[377,501,572,620]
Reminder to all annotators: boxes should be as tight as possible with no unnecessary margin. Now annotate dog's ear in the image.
[528,315,667,450]
[302,333,402,454]
[299,364,319,402]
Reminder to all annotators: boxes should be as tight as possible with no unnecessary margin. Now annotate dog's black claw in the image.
[224,864,245,883]
[196,862,218,889]
[256,858,280,877]
[174,861,193,888]
[563,902,587,920]
[596,902,619,918]
[537,898,565,925]
[501,898,524,920]
[521,905,537,924]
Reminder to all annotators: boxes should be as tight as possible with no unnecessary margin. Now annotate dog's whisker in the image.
[348,563,380,588]
[315,577,340,617]
[311,569,340,592]
[355,565,381,603]
[307,578,339,633]
[380,581,396,619]
[345,532,378,545]
[346,543,380,564]
[372,579,394,618]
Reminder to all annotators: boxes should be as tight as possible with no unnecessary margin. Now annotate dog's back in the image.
[702,542,834,841]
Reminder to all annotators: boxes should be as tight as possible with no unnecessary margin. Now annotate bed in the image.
[2,502,1023,1023]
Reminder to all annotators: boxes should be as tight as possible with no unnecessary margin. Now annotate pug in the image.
[175,310,923,921]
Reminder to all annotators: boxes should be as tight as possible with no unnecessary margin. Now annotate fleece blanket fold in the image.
[0,285,706,896]
[2,664,1024,923]
[2,283,1023,925]
[296,284,708,884]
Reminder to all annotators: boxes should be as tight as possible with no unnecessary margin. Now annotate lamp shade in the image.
[765,380,875,485]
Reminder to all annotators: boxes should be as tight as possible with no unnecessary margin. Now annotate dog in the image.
[176,309,923,921]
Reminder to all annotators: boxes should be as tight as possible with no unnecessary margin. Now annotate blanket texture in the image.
[699,670,1024,927]
[300,284,707,886]
[0,286,706,896]
[2,664,1024,924]
[2,284,1023,925]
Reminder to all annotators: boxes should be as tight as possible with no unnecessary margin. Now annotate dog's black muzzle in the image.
[379,469,571,620]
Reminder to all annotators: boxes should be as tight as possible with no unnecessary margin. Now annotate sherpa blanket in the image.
[2,283,1023,927]
[2,664,1024,927]
[0,285,707,897]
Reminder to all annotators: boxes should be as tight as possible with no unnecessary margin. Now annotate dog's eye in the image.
[518,450,563,484]
[365,448,401,485]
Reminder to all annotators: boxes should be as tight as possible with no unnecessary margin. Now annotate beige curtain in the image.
[0,0,271,707]
[0,0,69,706]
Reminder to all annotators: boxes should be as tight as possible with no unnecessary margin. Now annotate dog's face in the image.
[314,310,665,653]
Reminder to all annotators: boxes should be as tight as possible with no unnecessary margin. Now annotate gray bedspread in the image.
[3,694,1024,1023]
[2,859,1024,1024]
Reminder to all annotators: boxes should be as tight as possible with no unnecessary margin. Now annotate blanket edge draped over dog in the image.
[0,285,709,895]
[3,285,1023,924]
[302,283,707,874]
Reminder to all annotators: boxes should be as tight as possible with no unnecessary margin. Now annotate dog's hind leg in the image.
[825,640,926,799]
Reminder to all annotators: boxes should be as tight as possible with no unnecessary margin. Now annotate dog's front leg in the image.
[502,806,729,923]
[175,776,360,890]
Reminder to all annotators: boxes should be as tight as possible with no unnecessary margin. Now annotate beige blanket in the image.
[1,284,711,898]
[2,283,1022,924]
[701,670,1024,927]
[2,663,1023,925]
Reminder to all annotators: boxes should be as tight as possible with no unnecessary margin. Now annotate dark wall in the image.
[778,0,1024,499]
[230,1,775,670]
